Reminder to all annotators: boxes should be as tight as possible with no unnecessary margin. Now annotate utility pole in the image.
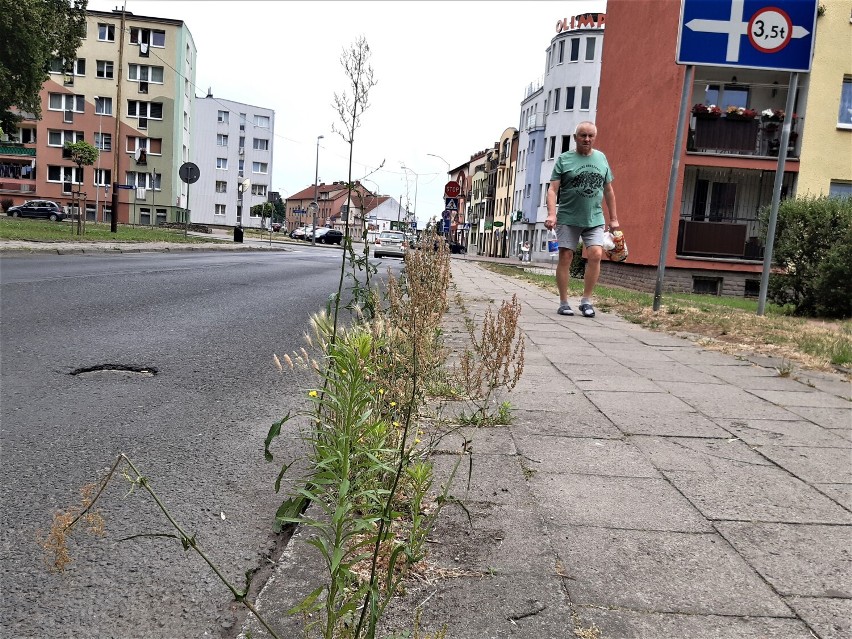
[110,0,127,233]
[312,134,323,246]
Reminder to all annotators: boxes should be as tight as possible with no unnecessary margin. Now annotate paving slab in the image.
[429,451,530,507]
[649,381,801,419]
[512,408,624,440]
[436,426,518,456]
[607,411,731,437]
[515,435,661,478]
[787,596,852,639]
[755,445,852,484]
[631,436,852,523]
[586,389,697,414]
[717,417,850,447]
[716,522,852,597]
[554,527,792,616]
[571,605,815,639]
[749,389,852,408]
[629,363,723,384]
[786,405,852,431]
[572,374,666,393]
[816,483,852,510]
[530,473,712,532]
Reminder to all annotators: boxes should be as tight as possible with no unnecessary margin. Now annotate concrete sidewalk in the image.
[242,259,850,639]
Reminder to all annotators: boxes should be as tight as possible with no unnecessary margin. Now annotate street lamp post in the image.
[400,163,418,229]
[94,96,103,222]
[312,135,323,246]
[427,152,451,176]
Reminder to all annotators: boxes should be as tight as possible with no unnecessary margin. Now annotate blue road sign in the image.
[116,184,134,190]
[677,0,817,72]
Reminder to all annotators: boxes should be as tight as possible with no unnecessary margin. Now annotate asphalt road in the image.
[0,246,402,638]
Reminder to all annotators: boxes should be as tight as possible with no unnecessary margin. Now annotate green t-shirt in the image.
[550,149,613,228]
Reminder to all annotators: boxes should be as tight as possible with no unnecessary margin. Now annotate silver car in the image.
[373,230,408,259]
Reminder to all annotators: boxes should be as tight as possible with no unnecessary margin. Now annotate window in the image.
[95,96,113,115]
[47,165,84,185]
[216,158,228,170]
[239,113,246,131]
[254,115,270,128]
[570,38,580,62]
[48,93,84,112]
[216,181,227,193]
[705,84,749,109]
[96,60,114,79]
[95,132,112,151]
[565,86,576,110]
[838,77,852,128]
[553,88,560,113]
[557,40,565,64]
[127,101,164,119]
[128,64,164,83]
[49,58,85,75]
[829,181,852,198]
[580,86,592,110]
[252,162,268,174]
[251,184,267,196]
[94,168,111,186]
[125,171,160,189]
[561,135,571,153]
[129,28,165,47]
[48,130,83,147]
[217,110,229,124]
[98,23,115,41]
[252,138,269,151]
[127,137,162,154]
[585,37,596,61]
[217,134,229,146]
[549,136,556,159]
[215,204,226,216]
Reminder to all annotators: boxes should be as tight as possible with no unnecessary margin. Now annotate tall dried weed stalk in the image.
[457,293,525,423]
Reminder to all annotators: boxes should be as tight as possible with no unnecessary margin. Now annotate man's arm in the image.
[603,182,618,230]
[545,179,560,230]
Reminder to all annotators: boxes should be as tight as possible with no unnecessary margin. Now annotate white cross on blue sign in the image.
[677,0,817,72]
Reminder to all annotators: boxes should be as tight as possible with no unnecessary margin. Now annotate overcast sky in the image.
[86,0,606,225]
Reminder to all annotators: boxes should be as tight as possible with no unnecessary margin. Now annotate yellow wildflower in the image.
[389,401,397,407]
[308,390,318,397]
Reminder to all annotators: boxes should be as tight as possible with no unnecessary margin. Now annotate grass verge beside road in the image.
[481,262,852,376]
[0,218,221,243]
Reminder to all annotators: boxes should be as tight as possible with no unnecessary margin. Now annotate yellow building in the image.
[796,1,852,197]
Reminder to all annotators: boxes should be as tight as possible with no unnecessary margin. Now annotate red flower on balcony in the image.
[692,103,722,118]
[725,106,758,120]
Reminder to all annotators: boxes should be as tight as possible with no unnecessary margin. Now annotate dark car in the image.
[271,222,282,232]
[6,200,66,221]
[317,228,343,245]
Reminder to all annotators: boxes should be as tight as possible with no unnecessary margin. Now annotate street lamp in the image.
[427,152,451,176]
[312,134,323,246]
[94,95,103,222]
[400,163,418,227]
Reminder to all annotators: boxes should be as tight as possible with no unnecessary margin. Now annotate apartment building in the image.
[190,93,275,229]
[284,181,375,235]
[594,0,837,297]
[0,9,196,225]
[514,12,606,261]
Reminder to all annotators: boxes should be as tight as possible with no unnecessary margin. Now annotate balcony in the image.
[689,115,799,158]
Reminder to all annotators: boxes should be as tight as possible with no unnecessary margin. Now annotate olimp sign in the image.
[556,12,606,32]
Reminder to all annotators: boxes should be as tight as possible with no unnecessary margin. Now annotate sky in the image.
[85,0,606,226]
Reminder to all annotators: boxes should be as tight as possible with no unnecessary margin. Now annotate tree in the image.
[0,0,88,133]
[65,140,98,235]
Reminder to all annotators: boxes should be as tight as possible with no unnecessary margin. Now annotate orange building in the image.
[594,0,824,297]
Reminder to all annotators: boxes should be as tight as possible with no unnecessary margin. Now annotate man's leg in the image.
[556,247,574,302]
[582,245,603,298]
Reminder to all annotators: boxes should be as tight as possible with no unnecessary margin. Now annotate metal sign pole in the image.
[653,64,694,311]
[757,71,799,316]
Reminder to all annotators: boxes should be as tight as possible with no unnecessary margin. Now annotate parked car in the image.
[373,230,408,259]
[6,200,66,221]
[271,222,282,232]
[290,226,311,239]
[448,241,467,254]
[316,228,344,245]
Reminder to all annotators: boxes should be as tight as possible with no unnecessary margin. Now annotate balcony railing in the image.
[688,116,800,158]
[676,214,764,261]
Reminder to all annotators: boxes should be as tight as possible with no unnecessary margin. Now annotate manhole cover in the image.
[70,364,158,377]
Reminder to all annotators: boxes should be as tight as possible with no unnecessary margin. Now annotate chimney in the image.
[206,87,213,98]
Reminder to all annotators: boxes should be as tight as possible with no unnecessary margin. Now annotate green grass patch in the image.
[0,217,222,244]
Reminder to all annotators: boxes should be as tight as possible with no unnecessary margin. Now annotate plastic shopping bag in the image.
[605,230,628,262]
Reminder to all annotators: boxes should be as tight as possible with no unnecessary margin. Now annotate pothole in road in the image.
[69,364,158,377]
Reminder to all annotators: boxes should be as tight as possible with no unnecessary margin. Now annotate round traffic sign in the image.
[748,7,793,54]
[444,181,461,198]
[179,162,201,184]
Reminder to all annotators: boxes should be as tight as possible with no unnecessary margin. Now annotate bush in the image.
[1,198,13,213]
[762,195,852,318]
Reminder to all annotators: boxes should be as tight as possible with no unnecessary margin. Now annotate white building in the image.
[513,12,606,258]
[190,92,275,228]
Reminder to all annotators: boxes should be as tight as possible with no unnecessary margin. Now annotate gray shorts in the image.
[555,224,605,250]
